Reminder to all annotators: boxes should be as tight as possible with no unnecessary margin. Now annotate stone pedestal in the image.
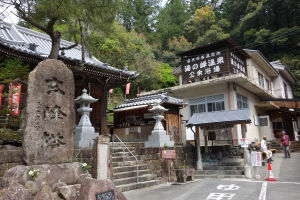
[144,104,174,148]
[74,89,98,148]
[144,130,174,148]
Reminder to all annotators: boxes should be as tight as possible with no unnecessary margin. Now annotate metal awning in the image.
[187,109,251,128]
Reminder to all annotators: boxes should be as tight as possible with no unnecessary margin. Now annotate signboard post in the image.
[251,151,262,167]
[162,150,176,182]
[251,151,262,180]
[240,138,248,148]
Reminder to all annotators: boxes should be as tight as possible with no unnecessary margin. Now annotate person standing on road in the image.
[261,136,273,162]
[281,131,291,158]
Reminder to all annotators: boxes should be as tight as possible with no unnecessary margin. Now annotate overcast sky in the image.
[0,4,18,24]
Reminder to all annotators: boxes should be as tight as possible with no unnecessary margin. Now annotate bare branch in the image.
[13,2,48,32]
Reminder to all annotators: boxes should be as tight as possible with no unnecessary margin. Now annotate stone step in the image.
[112,160,143,167]
[111,147,136,153]
[113,164,148,173]
[116,180,161,192]
[196,170,244,175]
[113,169,153,179]
[110,142,144,148]
[195,174,246,179]
[203,162,243,167]
[112,155,140,162]
[113,174,157,186]
[112,152,137,157]
[291,148,300,152]
[203,166,244,170]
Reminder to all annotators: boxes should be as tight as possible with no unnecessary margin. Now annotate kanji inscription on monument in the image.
[23,59,75,165]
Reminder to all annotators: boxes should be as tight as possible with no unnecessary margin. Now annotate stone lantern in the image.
[144,103,174,148]
[74,88,99,148]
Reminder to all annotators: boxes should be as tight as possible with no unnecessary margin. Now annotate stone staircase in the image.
[111,142,161,192]
[195,159,245,179]
[270,140,300,153]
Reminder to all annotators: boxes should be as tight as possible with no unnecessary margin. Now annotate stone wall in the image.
[1,145,196,184]
[0,147,95,180]
[0,146,23,178]
[137,144,196,182]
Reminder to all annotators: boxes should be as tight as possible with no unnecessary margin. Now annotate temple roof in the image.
[0,22,137,82]
[114,92,184,110]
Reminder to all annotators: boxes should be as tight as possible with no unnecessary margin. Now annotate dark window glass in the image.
[237,93,248,109]
[284,82,288,99]
[190,105,197,116]
[197,104,206,113]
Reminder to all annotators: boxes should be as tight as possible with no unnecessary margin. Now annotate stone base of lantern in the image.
[144,130,174,148]
[74,126,99,148]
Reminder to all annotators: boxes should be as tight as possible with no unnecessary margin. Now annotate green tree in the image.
[0,59,30,82]
[281,55,300,98]
[162,36,192,67]
[1,0,117,59]
[155,0,190,50]
[185,5,229,45]
[157,63,177,88]
[117,0,161,35]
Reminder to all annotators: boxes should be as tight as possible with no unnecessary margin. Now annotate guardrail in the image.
[112,134,139,183]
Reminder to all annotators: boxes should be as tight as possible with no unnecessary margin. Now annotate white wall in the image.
[272,74,293,99]
[234,86,272,143]
[246,58,273,95]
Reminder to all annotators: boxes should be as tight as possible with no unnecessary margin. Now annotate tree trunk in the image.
[48,31,61,59]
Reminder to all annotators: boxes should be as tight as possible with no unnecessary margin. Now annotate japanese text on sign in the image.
[183,51,224,80]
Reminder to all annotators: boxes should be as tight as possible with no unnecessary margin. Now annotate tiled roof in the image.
[114,92,184,109]
[0,21,137,78]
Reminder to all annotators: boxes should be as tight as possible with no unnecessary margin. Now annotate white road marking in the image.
[222,178,300,185]
[259,182,267,200]
[206,193,235,200]
[217,184,240,191]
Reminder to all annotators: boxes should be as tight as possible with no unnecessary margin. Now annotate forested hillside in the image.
[12,0,300,98]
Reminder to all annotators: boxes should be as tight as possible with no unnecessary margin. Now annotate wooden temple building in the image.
[0,22,138,134]
[113,93,185,144]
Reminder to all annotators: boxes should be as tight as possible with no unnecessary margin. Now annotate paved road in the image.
[124,153,300,200]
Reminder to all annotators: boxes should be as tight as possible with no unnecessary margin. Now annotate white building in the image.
[140,39,299,154]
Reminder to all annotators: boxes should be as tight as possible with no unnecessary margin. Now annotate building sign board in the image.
[162,150,176,159]
[181,48,247,83]
[240,138,248,148]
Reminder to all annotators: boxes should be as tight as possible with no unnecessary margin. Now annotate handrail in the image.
[112,134,139,183]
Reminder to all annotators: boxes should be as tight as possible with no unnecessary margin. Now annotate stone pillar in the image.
[241,123,251,178]
[95,134,111,180]
[196,126,203,170]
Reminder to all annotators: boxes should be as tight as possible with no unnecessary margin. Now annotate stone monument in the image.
[0,59,126,200]
[74,88,99,148]
[23,59,75,165]
[144,103,174,148]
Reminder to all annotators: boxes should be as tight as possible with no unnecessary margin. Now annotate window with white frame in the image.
[258,72,264,87]
[265,79,271,93]
[236,93,248,109]
[189,94,225,116]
